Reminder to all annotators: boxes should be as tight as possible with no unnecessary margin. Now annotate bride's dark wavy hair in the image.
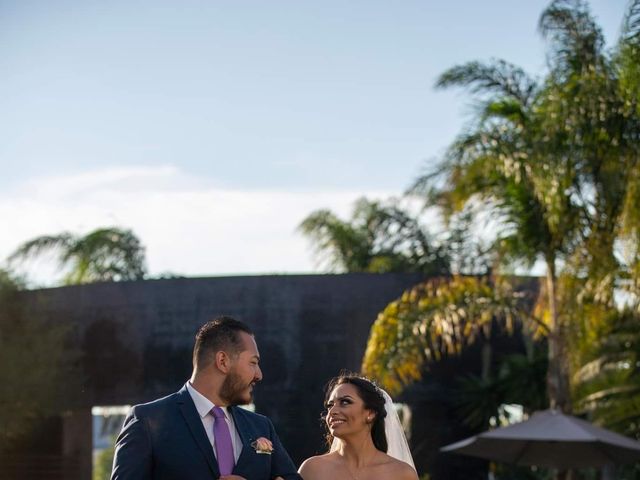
[323,373,388,453]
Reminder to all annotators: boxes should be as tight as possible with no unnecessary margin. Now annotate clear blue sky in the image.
[0,0,629,283]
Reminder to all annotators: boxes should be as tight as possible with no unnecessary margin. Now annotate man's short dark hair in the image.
[193,316,254,368]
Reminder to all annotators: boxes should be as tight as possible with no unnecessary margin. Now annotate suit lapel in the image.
[176,387,220,477]
[229,407,256,473]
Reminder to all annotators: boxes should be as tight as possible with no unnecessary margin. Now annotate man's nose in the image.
[255,366,263,382]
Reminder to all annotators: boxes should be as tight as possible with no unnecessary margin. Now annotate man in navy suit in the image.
[111,316,301,480]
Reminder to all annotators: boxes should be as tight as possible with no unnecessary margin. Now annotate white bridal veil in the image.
[330,388,416,471]
[380,389,415,470]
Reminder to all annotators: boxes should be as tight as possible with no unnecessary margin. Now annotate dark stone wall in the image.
[21,273,425,469]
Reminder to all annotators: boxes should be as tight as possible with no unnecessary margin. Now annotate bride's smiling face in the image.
[325,383,374,438]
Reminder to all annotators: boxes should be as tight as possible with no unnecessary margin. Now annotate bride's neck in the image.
[336,435,378,466]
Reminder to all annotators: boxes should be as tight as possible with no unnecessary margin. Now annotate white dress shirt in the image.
[186,382,243,462]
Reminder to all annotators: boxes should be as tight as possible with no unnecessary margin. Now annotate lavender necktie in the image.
[212,406,235,475]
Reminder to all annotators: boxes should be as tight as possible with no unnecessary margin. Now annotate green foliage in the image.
[362,276,526,396]
[538,0,605,75]
[93,440,116,480]
[454,351,548,430]
[8,227,147,285]
[571,306,640,439]
[299,197,449,274]
[444,209,494,275]
[0,270,73,449]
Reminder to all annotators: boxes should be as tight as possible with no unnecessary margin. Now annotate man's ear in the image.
[215,351,232,373]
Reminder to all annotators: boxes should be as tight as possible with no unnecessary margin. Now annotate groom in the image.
[111,316,301,480]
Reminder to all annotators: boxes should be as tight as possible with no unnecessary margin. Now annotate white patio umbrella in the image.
[441,409,640,470]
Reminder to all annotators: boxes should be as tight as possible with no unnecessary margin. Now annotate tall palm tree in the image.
[404,0,640,415]
[538,0,640,306]
[8,227,147,285]
[538,1,640,441]
[411,56,577,410]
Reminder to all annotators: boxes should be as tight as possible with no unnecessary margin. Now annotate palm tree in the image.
[538,0,640,306]
[538,1,640,440]
[299,197,449,275]
[411,56,576,411]
[403,0,640,415]
[8,227,147,285]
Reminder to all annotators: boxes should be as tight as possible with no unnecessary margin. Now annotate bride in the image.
[298,374,418,480]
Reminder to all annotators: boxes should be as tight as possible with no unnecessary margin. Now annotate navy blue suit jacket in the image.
[111,386,301,480]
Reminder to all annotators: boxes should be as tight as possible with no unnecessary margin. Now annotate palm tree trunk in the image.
[546,256,574,480]
[545,255,571,413]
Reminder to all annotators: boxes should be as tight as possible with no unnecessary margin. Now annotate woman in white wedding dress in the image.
[298,374,418,480]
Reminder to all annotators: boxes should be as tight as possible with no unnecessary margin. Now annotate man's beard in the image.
[220,370,252,405]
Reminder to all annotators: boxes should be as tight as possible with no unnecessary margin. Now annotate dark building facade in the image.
[4,273,427,479]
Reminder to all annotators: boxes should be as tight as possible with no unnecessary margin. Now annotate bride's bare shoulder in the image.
[379,454,419,480]
[298,452,339,480]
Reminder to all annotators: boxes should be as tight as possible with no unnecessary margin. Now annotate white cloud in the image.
[0,166,394,284]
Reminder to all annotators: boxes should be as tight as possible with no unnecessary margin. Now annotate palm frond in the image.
[539,0,605,74]
[299,199,449,274]
[298,208,369,272]
[7,233,74,266]
[436,60,537,106]
[572,307,640,437]
[7,228,146,285]
[480,99,529,126]
[622,0,640,43]
[63,227,146,283]
[362,276,527,395]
